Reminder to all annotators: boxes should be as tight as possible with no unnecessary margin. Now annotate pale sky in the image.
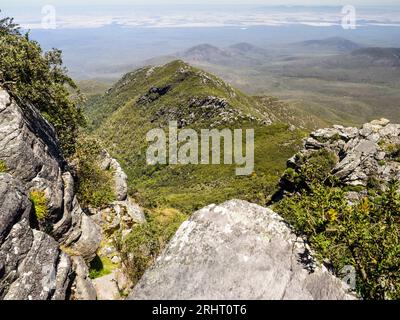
[2,0,399,29]
[1,0,399,6]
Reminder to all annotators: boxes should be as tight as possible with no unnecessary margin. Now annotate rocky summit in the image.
[281,118,400,202]
[129,200,355,300]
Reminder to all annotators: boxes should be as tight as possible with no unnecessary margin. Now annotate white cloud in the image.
[5,4,400,29]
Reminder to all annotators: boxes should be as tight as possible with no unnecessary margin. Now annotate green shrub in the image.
[275,179,400,299]
[74,135,116,209]
[0,160,7,172]
[285,149,338,192]
[367,176,381,189]
[387,144,400,162]
[120,208,187,285]
[29,190,48,221]
[89,255,117,279]
[343,185,366,193]
[0,15,85,156]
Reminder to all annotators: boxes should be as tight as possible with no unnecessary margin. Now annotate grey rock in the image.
[52,252,72,300]
[99,150,128,201]
[0,212,33,299]
[4,230,60,300]
[70,214,102,262]
[379,124,400,137]
[92,271,120,300]
[0,89,65,221]
[354,139,377,155]
[0,174,32,244]
[70,256,97,300]
[305,137,324,149]
[130,200,355,300]
[52,172,75,241]
[114,198,146,224]
[370,118,390,126]
[0,89,102,300]
[281,119,400,193]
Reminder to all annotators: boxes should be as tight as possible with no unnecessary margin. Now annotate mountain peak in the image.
[180,44,231,62]
[295,37,361,52]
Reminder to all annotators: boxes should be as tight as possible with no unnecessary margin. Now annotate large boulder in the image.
[0,88,100,299]
[129,200,355,300]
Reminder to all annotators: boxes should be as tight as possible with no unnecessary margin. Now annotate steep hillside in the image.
[84,60,306,213]
[137,41,400,127]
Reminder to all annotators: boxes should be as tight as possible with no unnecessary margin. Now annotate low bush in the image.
[275,179,400,299]
[29,190,48,221]
[0,160,7,172]
[73,134,116,209]
[89,255,117,279]
[119,207,187,285]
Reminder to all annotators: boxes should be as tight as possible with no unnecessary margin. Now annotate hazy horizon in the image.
[2,2,399,79]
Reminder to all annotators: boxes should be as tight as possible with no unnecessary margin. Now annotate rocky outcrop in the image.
[129,200,355,300]
[0,89,65,223]
[92,269,131,300]
[0,88,101,299]
[281,118,400,201]
[99,150,128,201]
[69,256,97,300]
[89,170,145,299]
[0,174,71,300]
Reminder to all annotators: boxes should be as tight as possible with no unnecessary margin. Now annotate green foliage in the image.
[74,134,116,208]
[275,179,400,299]
[0,160,7,172]
[0,15,84,156]
[84,61,305,213]
[387,144,400,162]
[378,160,386,166]
[89,255,117,279]
[283,149,338,192]
[120,208,187,285]
[29,190,48,221]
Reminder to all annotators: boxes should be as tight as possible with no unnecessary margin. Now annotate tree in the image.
[0,13,84,156]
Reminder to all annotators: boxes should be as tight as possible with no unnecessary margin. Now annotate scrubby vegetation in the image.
[29,190,48,221]
[84,61,306,213]
[119,207,187,285]
[275,158,400,299]
[387,144,400,162]
[89,255,118,279]
[281,149,338,192]
[0,160,7,172]
[0,15,84,156]
[73,134,116,209]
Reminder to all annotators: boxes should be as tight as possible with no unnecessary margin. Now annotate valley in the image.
[83,60,306,213]
[1,3,400,300]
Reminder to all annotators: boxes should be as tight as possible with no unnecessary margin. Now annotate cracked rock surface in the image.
[129,200,355,300]
[0,88,100,300]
